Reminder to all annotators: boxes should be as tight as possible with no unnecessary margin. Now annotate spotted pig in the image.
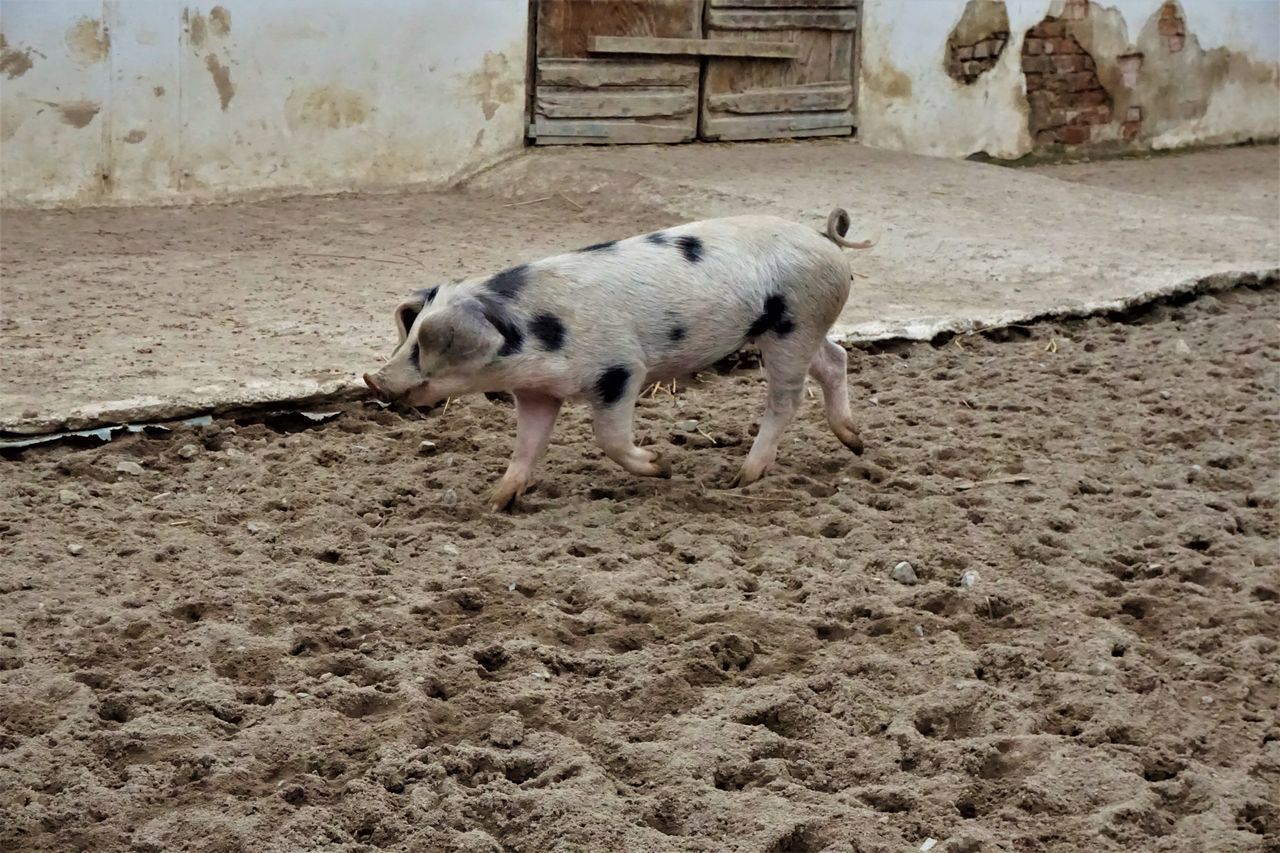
[363,208,876,511]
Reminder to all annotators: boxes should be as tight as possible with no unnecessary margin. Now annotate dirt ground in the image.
[1,281,1276,852]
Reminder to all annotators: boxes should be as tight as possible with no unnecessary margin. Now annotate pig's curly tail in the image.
[824,208,878,249]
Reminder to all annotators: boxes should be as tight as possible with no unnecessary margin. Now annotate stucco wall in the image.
[858,0,1280,159]
[0,0,528,206]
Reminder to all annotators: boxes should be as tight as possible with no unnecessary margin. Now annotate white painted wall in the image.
[0,0,528,206]
[858,0,1280,158]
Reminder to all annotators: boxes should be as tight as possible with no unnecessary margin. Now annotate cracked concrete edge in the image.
[830,267,1279,344]
[2,268,1274,438]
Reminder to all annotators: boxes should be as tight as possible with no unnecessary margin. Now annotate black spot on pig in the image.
[595,365,631,406]
[669,325,687,343]
[645,232,669,246]
[580,240,616,253]
[675,235,704,264]
[530,313,566,351]
[417,286,439,304]
[485,265,529,301]
[747,294,794,339]
[477,298,524,357]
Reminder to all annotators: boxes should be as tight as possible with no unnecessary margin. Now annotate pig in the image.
[363,207,876,511]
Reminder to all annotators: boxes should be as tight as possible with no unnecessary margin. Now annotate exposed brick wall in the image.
[1158,2,1186,52]
[1022,16,1113,146]
[948,32,1010,84]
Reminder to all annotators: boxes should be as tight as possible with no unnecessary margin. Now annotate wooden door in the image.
[700,0,859,141]
[530,0,703,144]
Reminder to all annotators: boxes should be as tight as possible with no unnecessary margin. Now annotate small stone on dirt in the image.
[67,543,84,556]
[246,521,266,534]
[178,443,199,459]
[892,561,919,585]
[1173,338,1192,355]
[418,440,438,455]
[115,461,144,476]
[960,570,980,590]
[59,489,79,506]
[673,419,700,432]
[489,712,524,747]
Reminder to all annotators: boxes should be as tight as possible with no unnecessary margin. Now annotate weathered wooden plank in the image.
[829,30,855,84]
[706,81,852,114]
[708,0,856,7]
[537,87,697,119]
[537,57,698,88]
[701,110,854,140]
[536,0,702,58]
[589,35,800,59]
[707,9,859,30]
[531,117,694,145]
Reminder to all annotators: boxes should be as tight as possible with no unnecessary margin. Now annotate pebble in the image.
[67,543,84,556]
[920,840,938,852]
[246,521,266,534]
[59,489,79,506]
[1201,695,1213,706]
[960,570,980,590]
[115,461,144,476]
[913,624,925,638]
[673,419,700,432]
[177,443,200,459]
[418,440,438,455]
[892,561,918,585]
[1173,338,1192,355]
[441,543,460,557]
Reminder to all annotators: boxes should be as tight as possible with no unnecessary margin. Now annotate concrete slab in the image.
[2,141,1276,434]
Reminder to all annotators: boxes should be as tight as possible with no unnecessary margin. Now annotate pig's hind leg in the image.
[807,338,863,454]
[732,332,823,488]
[589,364,672,479]
[490,390,563,512]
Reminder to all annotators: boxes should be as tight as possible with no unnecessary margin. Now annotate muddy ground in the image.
[1,283,1277,852]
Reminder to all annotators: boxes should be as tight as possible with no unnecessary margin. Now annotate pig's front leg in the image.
[490,390,563,512]
[589,366,672,479]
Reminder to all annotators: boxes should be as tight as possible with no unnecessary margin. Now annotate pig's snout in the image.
[363,373,386,398]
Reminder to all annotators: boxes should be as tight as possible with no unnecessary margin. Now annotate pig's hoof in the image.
[489,484,525,513]
[844,437,864,456]
[649,453,673,479]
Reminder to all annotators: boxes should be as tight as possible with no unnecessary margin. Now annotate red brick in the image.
[1070,71,1098,92]
[1054,54,1080,72]
[1036,130,1058,146]
[1082,54,1096,71]
[1079,89,1109,107]
[1159,17,1182,36]
[1037,19,1067,38]
[1024,38,1044,56]
[1022,55,1055,74]
[1123,121,1142,140]
[955,44,974,60]
[1127,105,1143,122]
[1060,125,1091,144]
[1056,37,1080,54]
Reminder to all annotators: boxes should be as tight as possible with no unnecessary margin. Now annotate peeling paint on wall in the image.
[860,0,1279,160]
[464,51,517,121]
[946,0,1010,85]
[1,1,528,207]
[0,33,35,78]
[66,17,110,64]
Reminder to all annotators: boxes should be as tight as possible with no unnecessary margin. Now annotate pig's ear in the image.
[393,286,439,344]
[420,297,504,364]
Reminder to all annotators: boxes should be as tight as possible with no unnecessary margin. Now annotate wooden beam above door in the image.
[588,35,801,59]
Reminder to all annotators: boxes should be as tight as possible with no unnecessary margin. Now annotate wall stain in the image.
[1,34,36,78]
[66,17,110,64]
[464,51,516,120]
[51,100,101,128]
[0,98,24,140]
[205,54,234,110]
[208,6,232,37]
[154,85,166,97]
[285,86,371,130]
[124,129,147,144]
[863,55,913,99]
[187,9,208,49]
